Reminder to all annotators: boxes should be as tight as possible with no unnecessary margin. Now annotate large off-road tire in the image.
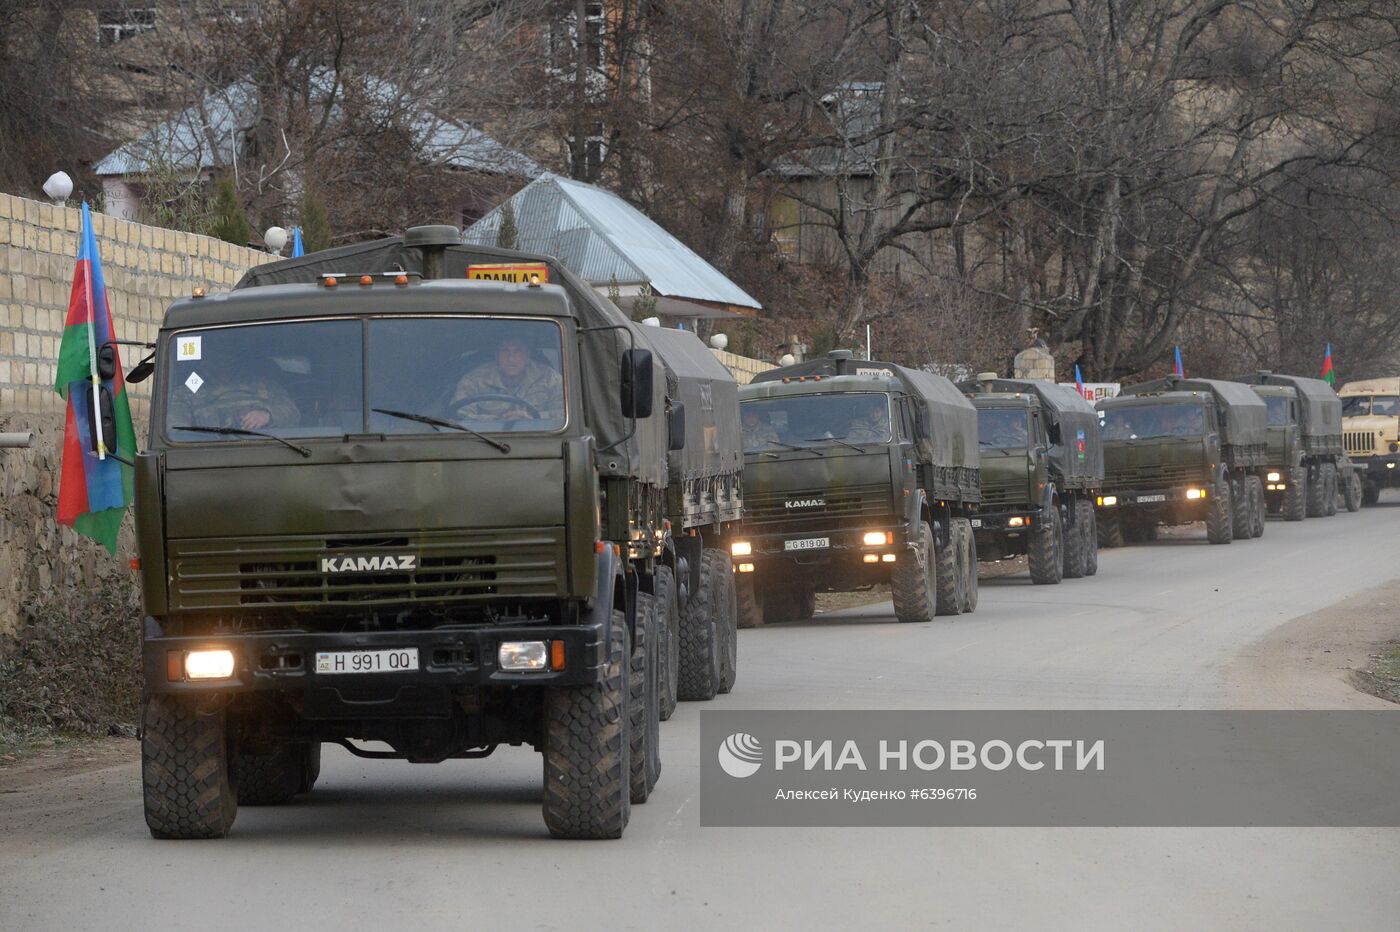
[1305,463,1327,517]
[1323,462,1338,516]
[1028,502,1063,584]
[1082,502,1099,576]
[891,520,937,624]
[1062,501,1088,579]
[301,743,321,794]
[1362,481,1381,506]
[677,549,723,701]
[717,559,738,695]
[629,593,661,805]
[1282,465,1307,521]
[957,519,978,613]
[654,566,680,721]
[934,520,964,615]
[1206,476,1233,544]
[1247,476,1265,538]
[735,573,764,629]
[543,616,630,839]
[795,583,817,621]
[142,694,237,839]
[235,742,306,806]
[1096,508,1124,549]
[1344,470,1363,512]
[1230,477,1251,540]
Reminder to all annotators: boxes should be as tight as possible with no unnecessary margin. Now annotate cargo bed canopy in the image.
[1119,377,1267,449]
[642,325,742,481]
[1238,372,1343,447]
[957,377,1105,486]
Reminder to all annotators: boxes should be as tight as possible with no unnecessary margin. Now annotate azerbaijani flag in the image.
[1321,343,1335,385]
[54,203,135,554]
[292,226,304,257]
[1174,346,1184,377]
[1074,363,1087,399]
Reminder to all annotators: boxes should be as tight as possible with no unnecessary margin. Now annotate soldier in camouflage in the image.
[449,336,564,423]
[845,397,891,444]
[742,407,780,447]
[168,372,300,431]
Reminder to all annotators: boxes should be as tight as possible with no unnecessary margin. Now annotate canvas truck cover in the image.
[750,356,979,470]
[235,236,669,488]
[957,378,1105,487]
[1121,377,1268,449]
[641,326,742,481]
[1241,373,1344,451]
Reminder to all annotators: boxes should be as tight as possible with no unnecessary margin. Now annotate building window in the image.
[221,5,258,23]
[97,8,157,44]
[547,2,607,74]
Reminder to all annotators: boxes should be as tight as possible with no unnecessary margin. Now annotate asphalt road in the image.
[4,497,1400,931]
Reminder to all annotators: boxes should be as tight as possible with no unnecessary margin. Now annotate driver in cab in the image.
[450,334,563,423]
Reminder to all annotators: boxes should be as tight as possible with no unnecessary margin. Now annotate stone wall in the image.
[712,348,775,384]
[0,193,268,636]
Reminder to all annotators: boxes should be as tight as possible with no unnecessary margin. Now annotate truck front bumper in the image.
[143,620,607,695]
[1095,485,1210,510]
[1357,453,1400,484]
[731,523,907,574]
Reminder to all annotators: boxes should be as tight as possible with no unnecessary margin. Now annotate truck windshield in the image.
[1264,396,1289,426]
[741,392,891,451]
[165,317,566,441]
[1342,396,1399,417]
[1099,403,1205,440]
[977,408,1030,448]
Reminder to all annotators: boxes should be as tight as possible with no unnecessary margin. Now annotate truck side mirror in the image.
[915,410,931,441]
[621,348,654,419]
[85,383,117,456]
[668,402,686,451]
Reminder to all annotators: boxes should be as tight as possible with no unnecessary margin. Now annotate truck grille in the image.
[980,475,1028,506]
[1104,463,1204,488]
[1344,430,1381,455]
[168,529,565,612]
[744,484,891,524]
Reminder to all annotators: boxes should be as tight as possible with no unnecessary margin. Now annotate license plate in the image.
[316,648,419,675]
[784,537,830,551]
[970,518,983,528]
[1137,494,1166,503]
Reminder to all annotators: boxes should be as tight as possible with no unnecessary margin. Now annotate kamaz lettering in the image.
[785,499,825,509]
[319,554,418,573]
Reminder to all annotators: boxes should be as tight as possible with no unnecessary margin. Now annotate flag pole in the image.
[82,205,105,460]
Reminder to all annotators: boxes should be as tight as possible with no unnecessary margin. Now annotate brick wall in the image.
[0,193,268,636]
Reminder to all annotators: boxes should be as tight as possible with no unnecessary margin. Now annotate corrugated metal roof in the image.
[95,76,539,179]
[463,173,761,310]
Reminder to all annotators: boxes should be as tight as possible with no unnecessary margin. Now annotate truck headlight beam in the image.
[731,541,752,557]
[184,649,235,680]
[499,641,549,672]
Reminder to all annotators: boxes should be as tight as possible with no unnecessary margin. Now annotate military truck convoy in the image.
[731,351,981,626]
[1095,377,1269,546]
[1338,377,1400,505]
[128,226,743,841]
[1240,372,1359,517]
[958,376,1104,585]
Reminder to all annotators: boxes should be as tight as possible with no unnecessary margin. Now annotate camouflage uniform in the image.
[450,360,564,421]
[845,411,890,443]
[743,420,780,446]
[168,378,300,430]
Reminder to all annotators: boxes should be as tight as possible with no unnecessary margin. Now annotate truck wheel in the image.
[958,519,978,613]
[543,615,630,839]
[1344,470,1363,512]
[1062,502,1087,579]
[934,520,964,615]
[735,573,764,629]
[1283,465,1307,521]
[654,566,680,721]
[1305,464,1327,517]
[1028,503,1063,584]
[1097,509,1124,549]
[1248,476,1265,538]
[677,550,723,701]
[301,743,322,794]
[718,559,739,695]
[629,592,660,804]
[1083,503,1099,576]
[235,742,306,805]
[1230,477,1251,540]
[1206,477,1233,544]
[892,520,937,624]
[142,694,237,839]
[1323,462,1338,516]
[1362,481,1380,506]
[795,583,817,622]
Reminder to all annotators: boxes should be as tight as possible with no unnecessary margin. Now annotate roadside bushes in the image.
[0,579,143,742]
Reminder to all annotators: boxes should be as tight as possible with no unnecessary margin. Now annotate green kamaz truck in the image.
[957,375,1104,584]
[1239,371,1360,518]
[1095,377,1268,546]
[732,351,980,626]
[122,226,742,841]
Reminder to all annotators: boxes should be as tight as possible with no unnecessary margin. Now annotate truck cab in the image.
[1339,378,1400,504]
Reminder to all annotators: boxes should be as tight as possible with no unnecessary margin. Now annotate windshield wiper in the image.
[767,439,824,456]
[372,408,511,453]
[169,425,312,457]
[810,435,869,452]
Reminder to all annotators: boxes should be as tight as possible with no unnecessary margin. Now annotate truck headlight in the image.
[862,531,892,546]
[1266,471,1281,482]
[185,649,235,680]
[499,641,549,672]
[1097,495,1117,507]
[731,541,752,557]
[1007,516,1026,528]
[1186,488,1205,500]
